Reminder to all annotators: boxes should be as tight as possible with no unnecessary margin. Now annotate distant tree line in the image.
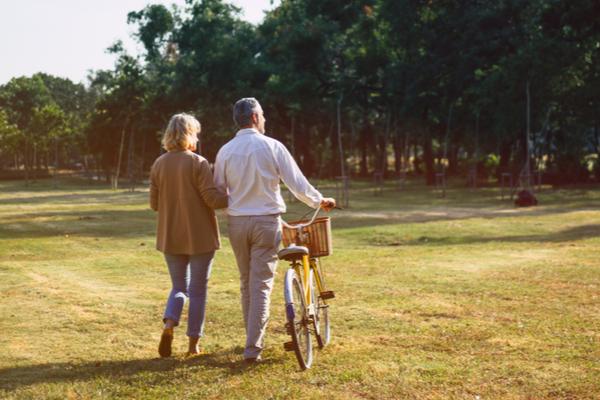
[1,0,598,185]
[0,74,95,181]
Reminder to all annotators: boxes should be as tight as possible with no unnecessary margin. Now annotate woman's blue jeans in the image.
[163,251,215,338]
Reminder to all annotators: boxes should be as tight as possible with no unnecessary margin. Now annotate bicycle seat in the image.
[277,245,309,261]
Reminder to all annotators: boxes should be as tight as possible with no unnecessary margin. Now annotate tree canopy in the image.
[1,0,598,184]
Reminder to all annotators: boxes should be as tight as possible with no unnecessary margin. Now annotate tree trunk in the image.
[336,94,345,178]
[498,138,513,181]
[328,115,339,178]
[290,115,296,160]
[32,142,38,181]
[140,128,147,178]
[378,131,387,175]
[303,129,314,177]
[114,117,129,189]
[593,122,600,182]
[423,133,434,185]
[412,141,421,174]
[24,141,30,185]
[525,80,531,183]
[381,111,391,177]
[101,154,111,183]
[127,126,136,190]
[393,124,401,174]
[359,124,368,177]
[448,143,459,175]
[442,103,453,177]
[403,131,411,172]
[594,122,599,157]
[295,120,305,172]
[368,124,378,174]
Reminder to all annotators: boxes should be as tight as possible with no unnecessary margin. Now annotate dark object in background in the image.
[515,190,538,207]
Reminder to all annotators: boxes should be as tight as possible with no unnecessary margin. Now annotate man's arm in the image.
[275,141,323,208]
[213,148,227,195]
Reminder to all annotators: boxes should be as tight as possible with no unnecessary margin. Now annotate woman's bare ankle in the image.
[188,337,200,354]
[163,319,176,331]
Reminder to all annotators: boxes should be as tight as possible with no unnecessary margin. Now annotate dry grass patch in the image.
[0,178,599,399]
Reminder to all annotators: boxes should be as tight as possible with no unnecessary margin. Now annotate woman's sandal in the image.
[158,328,174,357]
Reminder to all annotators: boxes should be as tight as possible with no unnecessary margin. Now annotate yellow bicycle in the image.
[278,207,336,370]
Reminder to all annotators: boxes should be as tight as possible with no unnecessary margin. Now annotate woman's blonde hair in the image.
[162,113,200,151]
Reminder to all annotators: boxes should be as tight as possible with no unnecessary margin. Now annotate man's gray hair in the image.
[233,97,262,127]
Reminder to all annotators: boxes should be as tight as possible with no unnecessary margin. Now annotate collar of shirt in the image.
[235,128,261,137]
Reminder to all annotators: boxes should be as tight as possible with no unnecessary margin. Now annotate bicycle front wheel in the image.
[313,267,331,348]
[284,268,313,369]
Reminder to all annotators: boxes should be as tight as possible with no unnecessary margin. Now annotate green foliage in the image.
[80,0,600,183]
[127,4,175,61]
[29,104,69,153]
[4,0,598,184]
[0,75,52,131]
[0,110,21,164]
[0,74,95,172]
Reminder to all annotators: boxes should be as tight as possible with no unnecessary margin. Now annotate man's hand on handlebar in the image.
[320,197,336,212]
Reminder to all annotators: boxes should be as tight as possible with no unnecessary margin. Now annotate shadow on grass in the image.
[370,224,600,247]
[2,202,599,241]
[1,180,599,239]
[0,349,284,391]
[0,209,156,239]
[330,203,600,231]
[0,190,146,206]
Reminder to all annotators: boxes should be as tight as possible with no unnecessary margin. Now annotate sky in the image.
[0,0,279,86]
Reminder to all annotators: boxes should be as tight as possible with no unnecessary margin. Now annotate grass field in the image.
[1,177,599,399]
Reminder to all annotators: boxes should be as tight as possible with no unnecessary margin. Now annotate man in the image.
[214,97,335,363]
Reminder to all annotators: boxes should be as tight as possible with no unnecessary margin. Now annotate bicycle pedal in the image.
[283,341,296,352]
[320,290,335,300]
[286,322,294,335]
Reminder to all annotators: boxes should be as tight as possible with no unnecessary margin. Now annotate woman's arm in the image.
[149,163,159,211]
[196,158,228,209]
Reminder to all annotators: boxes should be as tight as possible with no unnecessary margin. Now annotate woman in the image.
[149,113,228,357]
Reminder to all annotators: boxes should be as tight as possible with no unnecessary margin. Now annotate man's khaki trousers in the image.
[227,215,281,359]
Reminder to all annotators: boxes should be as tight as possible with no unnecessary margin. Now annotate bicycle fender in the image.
[283,269,296,321]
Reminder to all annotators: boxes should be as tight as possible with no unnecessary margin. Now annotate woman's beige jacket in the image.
[150,150,228,255]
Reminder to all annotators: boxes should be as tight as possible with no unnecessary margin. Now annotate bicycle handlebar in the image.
[280,207,321,230]
[280,205,343,230]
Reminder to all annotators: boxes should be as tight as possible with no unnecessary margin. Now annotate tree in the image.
[87,43,146,186]
[0,110,21,170]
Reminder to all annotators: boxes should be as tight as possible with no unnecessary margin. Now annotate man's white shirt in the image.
[214,128,323,216]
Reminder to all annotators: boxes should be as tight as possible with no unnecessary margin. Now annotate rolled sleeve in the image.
[275,142,323,208]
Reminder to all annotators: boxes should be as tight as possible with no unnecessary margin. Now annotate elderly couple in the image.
[149,98,336,363]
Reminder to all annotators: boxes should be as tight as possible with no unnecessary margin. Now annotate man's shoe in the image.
[158,328,174,358]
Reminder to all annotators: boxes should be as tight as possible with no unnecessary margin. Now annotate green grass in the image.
[1,177,599,399]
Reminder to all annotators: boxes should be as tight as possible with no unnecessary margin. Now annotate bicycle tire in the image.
[284,268,313,369]
[313,267,331,348]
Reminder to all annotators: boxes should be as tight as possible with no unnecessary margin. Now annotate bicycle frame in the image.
[281,206,336,369]
[292,255,323,314]
[283,207,323,314]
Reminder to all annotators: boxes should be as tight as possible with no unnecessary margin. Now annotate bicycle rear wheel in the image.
[284,268,312,369]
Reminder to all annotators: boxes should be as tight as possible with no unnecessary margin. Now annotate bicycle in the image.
[278,207,336,370]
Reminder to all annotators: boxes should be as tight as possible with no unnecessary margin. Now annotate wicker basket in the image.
[281,216,332,257]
